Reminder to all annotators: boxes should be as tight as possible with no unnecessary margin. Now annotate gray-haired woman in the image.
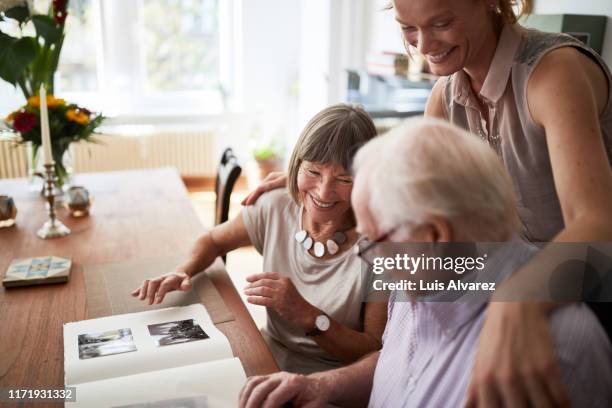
[131,104,387,374]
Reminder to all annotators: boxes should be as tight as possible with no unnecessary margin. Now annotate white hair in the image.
[353,117,520,241]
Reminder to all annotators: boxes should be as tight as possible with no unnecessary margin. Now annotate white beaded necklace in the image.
[294,205,347,258]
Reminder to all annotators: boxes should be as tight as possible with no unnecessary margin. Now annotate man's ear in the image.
[426,215,452,243]
[407,216,452,242]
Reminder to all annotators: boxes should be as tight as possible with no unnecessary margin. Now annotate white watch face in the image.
[315,315,330,332]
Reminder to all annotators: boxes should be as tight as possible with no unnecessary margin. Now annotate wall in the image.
[296,0,330,132]
[297,0,373,130]
[533,0,612,67]
[367,0,405,56]
[240,0,301,117]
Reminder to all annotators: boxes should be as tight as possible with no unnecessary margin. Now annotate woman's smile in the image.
[427,45,458,64]
[309,194,338,210]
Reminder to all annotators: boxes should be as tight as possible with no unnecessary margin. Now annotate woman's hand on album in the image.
[465,302,570,408]
[244,272,319,330]
[239,371,329,408]
[130,270,193,305]
[241,172,287,206]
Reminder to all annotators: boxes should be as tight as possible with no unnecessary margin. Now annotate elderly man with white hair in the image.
[238,117,612,408]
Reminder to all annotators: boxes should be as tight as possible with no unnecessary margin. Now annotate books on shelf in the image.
[63,304,246,408]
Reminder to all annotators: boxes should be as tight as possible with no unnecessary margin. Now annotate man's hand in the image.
[241,172,287,206]
[465,302,570,408]
[239,372,330,408]
[130,271,192,305]
[244,272,319,330]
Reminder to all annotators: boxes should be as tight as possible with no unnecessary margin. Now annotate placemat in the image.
[83,256,234,324]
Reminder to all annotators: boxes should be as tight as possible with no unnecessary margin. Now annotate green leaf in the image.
[32,15,61,44]
[4,6,29,25]
[0,31,13,48]
[0,36,36,85]
[0,35,17,85]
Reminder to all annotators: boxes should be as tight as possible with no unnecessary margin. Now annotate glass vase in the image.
[28,143,75,201]
[55,145,74,190]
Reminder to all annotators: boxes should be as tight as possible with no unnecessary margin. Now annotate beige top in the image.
[242,189,369,374]
[442,24,612,242]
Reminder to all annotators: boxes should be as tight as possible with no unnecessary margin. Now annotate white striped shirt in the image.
[369,243,612,407]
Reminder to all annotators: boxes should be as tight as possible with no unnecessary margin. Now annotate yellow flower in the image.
[27,95,66,108]
[66,109,90,125]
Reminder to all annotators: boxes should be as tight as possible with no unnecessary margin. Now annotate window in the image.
[56,0,99,93]
[56,0,238,122]
[142,0,219,92]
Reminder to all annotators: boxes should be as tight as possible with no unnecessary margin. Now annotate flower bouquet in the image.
[0,0,104,187]
[5,94,103,185]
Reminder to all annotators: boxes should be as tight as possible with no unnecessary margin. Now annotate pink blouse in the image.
[441,24,612,242]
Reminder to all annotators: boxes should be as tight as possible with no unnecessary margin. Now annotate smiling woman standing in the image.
[409,0,612,243]
[132,104,387,374]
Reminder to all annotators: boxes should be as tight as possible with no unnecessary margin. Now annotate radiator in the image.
[0,139,28,178]
[0,130,219,178]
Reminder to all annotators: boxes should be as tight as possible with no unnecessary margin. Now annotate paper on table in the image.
[64,304,233,385]
[69,357,246,408]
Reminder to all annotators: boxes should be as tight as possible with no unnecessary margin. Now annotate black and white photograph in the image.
[78,328,137,360]
[148,319,209,347]
[114,395,209,408]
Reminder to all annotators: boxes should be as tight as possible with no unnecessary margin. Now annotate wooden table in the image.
[0,168,277,396]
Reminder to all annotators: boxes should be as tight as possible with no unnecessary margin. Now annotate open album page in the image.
[69,357,246,407]
[64,304,234,385]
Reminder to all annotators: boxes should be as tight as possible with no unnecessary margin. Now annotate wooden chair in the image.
[215,148,242,263]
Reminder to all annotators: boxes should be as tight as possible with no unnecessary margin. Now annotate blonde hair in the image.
[287,104,377,204]
[353,117,520,241]
[496,0,532,24]
[385,0,533,25]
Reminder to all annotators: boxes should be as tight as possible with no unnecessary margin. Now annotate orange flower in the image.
[27,95,66,108]
[5,111,17,123]
[66,109,90,125]
[48,96,66,108]
[27,95,40,107]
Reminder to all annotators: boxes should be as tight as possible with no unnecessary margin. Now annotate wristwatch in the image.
[306,314,331,336]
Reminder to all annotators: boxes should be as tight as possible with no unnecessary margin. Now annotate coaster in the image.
[3,256,72,288]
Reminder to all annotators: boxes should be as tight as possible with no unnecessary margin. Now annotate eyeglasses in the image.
[355,220,417,267]
[355,227,398,267]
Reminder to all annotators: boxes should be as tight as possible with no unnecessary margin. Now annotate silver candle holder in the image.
[37,163,71,239]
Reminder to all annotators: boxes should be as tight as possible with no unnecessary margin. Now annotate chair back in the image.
[215,148,242,262]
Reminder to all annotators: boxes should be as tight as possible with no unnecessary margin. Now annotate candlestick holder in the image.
[37,163,71,239]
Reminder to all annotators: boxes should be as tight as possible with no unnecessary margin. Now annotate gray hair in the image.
[353,117,520,241]
[287,104,377,203]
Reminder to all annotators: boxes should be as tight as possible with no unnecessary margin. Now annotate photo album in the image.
[63,304,246,407]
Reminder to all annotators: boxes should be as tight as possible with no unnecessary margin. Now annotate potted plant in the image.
[252,140,283,180]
